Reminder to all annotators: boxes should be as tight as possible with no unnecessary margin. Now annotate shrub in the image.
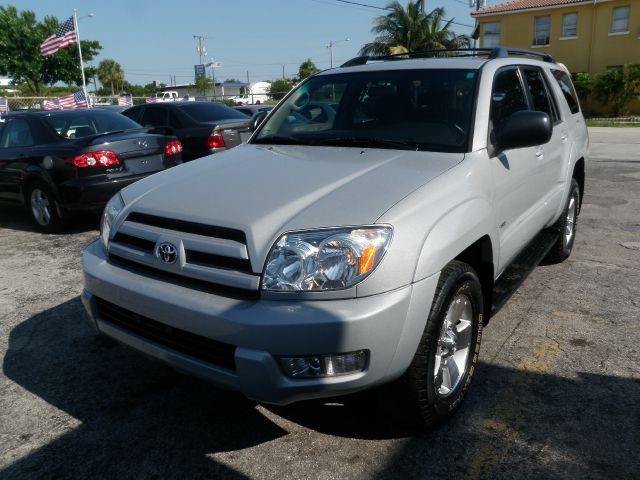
[592,64,640,116]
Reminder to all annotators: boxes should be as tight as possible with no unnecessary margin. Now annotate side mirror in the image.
[250,111,268,132]
[497,110,552,152]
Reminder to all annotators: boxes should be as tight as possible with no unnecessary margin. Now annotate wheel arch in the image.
[453,235,494,324]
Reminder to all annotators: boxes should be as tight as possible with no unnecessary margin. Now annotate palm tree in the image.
[359,1,469,56]
[97,59,125,96]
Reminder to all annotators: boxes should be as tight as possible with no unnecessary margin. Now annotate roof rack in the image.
[340,47,555,67]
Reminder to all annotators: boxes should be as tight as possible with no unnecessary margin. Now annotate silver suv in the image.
[82,48,588,428]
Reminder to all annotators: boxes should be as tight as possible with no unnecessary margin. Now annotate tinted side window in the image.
[140,107,168,127]
[168,111,183,129]
[0,119,35,148]
[522,67,557,123]
[122,107,143,123]
[490,68,529,134]
[552,70,580,114]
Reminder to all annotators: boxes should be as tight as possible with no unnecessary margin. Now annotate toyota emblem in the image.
[156,242,177,264]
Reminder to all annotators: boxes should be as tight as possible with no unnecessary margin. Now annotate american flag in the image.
[40,16,78,56]
[0,97,8,113]
[145,96,155,104]
[43,98,61,110]
[59,90,88,110]
[117,95,133,107]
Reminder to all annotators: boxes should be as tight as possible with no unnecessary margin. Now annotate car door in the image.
[520,66,569,222]
[0,118,37,202]
[489,66,550,274]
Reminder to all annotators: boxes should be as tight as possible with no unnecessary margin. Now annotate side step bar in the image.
[491,230,558,317]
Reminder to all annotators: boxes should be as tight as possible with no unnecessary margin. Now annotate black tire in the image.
[544,178,580,264]
[398,261,484,429]
[26,181,65,233]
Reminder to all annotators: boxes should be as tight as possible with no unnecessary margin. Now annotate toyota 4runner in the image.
[82,48,588,428]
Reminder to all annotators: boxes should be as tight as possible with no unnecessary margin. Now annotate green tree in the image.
[298,59,320,80]
[359,1,468,56]
[97,59,125,96]
[195,75,213,95]
[268,78,294,100]
[593,65,640,116]
[0,5,101,95]
[571,72,592,105]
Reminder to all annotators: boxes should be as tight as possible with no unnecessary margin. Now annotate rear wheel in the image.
[27,182,64,233]
[544,178,580,264]
[398,261,484,429]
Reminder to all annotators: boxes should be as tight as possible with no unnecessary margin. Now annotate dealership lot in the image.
[0,128,638,479]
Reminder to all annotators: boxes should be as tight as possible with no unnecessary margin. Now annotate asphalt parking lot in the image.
[0,127,639,480]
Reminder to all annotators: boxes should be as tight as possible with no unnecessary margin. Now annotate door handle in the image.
[535,148,544,158]
[561,133,568,142]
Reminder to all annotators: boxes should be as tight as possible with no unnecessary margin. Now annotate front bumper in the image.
[82,240,439,405]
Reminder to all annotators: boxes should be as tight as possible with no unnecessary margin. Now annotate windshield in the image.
[42,110,142,139]
[253,69,478,153]
[179,103,249,122]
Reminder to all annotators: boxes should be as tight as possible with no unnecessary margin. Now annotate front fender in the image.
[414,197,498,282]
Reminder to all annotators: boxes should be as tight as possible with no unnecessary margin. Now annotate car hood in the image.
[120,143,464,270]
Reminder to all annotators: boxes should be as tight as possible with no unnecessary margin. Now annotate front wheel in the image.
[403,261,484,429]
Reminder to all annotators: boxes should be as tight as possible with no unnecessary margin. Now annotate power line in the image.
[329,0,475,28]
[335,0,386,9]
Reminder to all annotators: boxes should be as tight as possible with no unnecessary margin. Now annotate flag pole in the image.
[72,9,90,108]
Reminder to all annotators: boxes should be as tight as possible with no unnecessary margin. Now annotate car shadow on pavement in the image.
[371,361,640,479]
[1,297,286,479]
[0,205,100,234]
[3,297,639,479]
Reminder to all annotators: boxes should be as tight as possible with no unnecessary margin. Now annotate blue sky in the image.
[10,0,481,86]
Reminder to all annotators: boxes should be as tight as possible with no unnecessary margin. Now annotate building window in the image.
[562,13,578,37]
[611,6,630,33]
[483,22,501,48]
[534,16,551,45]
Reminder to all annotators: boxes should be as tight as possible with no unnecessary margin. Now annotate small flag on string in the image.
[117,95,133,107]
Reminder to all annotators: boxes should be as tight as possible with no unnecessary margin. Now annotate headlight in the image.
[262,226,392,291]
[100,193,124,250]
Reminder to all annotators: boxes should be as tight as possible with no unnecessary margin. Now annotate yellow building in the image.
[472,0,640,74]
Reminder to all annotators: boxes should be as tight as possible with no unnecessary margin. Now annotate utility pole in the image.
[193,34,208,64]
[282,65,285,80]
[325,38,350,68]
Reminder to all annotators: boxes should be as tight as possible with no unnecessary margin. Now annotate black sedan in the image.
[122,102,250,162]
[0,110,183,232]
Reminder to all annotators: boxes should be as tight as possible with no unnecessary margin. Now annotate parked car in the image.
[0,109,182,232]
[122,102,250,161]
[83,48,588,428]
[233,104,274,117]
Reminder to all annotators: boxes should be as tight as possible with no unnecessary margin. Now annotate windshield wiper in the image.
[314,136,418,150]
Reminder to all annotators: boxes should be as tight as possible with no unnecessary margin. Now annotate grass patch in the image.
[586,120,640,127]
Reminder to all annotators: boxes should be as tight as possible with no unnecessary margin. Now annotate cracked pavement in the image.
[0,127,638,479]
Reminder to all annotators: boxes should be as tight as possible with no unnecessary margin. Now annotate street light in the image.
[325,37,350,68]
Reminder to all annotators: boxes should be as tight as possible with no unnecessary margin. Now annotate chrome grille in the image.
[108,212,260,294]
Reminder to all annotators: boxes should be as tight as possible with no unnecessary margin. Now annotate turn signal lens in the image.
[279,351,368,378]
[67,150,120,168]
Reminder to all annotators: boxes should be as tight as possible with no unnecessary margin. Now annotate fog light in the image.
[279,350,368,378]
